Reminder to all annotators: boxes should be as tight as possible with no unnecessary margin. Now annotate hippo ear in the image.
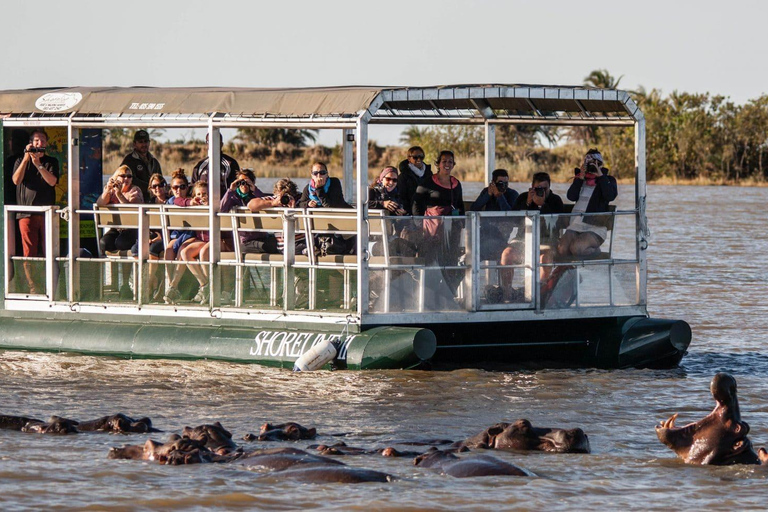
[168,433,181,442]
[260,423,271,434]
[307,427,317,438]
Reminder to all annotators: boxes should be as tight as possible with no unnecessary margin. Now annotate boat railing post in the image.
[207,122,222,308]
[355,115,370,317]
[531,211,541,312]
[45,206,59,302]
[67,123,80,304]
[137,206,149,306]
[466,211,479,312]
[283,211,296,311]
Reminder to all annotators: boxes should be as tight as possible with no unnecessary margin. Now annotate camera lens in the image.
[280,194,291,206]
[535,187,545,197]
[586,163,598,174]
[496,181,507,191]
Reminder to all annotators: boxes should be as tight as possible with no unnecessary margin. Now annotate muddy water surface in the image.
[1,184,767,511]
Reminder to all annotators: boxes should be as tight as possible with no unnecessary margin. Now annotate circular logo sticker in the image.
[35,92,83,113]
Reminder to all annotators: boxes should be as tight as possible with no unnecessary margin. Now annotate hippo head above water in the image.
[655,372,760,465]
[460,419,591,454]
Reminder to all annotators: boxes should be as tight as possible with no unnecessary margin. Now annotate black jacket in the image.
[397,160,432,215]
[567,174,618,226]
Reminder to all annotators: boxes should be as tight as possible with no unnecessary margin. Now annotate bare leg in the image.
[182,241,209,287]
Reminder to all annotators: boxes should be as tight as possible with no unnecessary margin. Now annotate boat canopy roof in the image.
[0,85,640,125]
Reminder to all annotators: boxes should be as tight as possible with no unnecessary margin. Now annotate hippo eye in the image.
[733,440,744,450]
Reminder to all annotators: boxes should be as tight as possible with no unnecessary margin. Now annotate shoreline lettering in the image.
[249,331,357,361]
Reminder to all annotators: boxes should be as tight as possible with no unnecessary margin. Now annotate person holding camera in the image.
[247,178,306,254]
[497,172,564,301]
[11,129,59,294]
[557,149,618,259]
[191,132,241,198]
[469,169,519,263]
[95,165,143,254]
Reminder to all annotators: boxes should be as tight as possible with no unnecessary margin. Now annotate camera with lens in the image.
[26,147,46,154]
[534,186,546,197]
[586,162,599,174]
[279,194,291,206]
[494,181,508,192]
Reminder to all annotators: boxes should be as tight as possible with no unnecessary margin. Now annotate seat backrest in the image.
[163,205,210,231]
[307,208,358,236]
[93,205,140,229]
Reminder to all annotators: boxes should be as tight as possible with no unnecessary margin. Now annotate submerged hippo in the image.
[21,416,79,435]
[78,414,160,434]
[307,442,422,458]
[109,435,232,465]
[458,419,590,454]
[414,449,534,478]
[0,415,42,431]
[181,422,239,454]
[257,422,317,441]
[656,372,762,465]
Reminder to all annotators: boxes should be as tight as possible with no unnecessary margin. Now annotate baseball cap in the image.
[134,130,150,142]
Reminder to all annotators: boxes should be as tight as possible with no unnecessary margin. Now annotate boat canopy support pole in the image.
[484,122,495,183]
[343,129,354,202]
[67,121,80,302]
[207,121,222,307]
[635,115,647,306]
[356,113,370,316]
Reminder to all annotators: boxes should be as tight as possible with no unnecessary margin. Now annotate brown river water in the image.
[1,184,767,511]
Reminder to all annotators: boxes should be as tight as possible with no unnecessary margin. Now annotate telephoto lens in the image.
[280,194,291,206]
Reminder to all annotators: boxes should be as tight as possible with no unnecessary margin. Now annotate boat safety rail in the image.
[4,205,62,301]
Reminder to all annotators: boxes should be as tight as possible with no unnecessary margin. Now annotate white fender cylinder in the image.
[293,338,337,372]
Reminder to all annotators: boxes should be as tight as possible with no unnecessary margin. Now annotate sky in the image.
[1,0,766,145]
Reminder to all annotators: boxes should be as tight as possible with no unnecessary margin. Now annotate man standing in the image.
[120,129,162,201]
[11,129,59,294]
[191,132,241,197]
[397,146,432,215]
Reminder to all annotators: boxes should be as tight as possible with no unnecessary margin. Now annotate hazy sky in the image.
[1,0,765,144]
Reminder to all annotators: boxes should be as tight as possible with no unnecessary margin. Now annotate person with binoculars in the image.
[11,129,59,294]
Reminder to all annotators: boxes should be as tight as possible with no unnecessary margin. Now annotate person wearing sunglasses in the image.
[298,162,350,209]
[95,165,143,255]
[397,146,432,216]
[133,173,169,299]
[369,166,406,216]
[119,130,162,202]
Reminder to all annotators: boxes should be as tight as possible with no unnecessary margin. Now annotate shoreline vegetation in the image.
[104,69,768,187]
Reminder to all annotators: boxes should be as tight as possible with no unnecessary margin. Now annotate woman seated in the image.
[162,170,198,304]
[368,166,415,257]
[557,149,618,259]
[95,165,143,255]
[132,173,169,300]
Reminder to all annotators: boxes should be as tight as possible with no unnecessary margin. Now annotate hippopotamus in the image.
[77,414,160,434]
[256,422,317,441]
[656,372,762,465]
[307,442,422,458]
[21,416,79,435]
[457,419,590,454]
[235,447,345,470]
[271,465,394,483]
[414,449,535,478]
[181,422,239,454]
[109,435,233,465]
[0,415,42,431]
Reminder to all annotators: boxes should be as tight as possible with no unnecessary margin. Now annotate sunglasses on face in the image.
[410,155,425,160]
[171,184,188,190]
[150,182,167,189]
[383,177,398,183]
[311,170,328,176]
[117,174,133,179]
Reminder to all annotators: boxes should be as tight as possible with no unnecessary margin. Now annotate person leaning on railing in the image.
[11,129,59,294]
[557,149,618,259]
[95,165,143,255]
